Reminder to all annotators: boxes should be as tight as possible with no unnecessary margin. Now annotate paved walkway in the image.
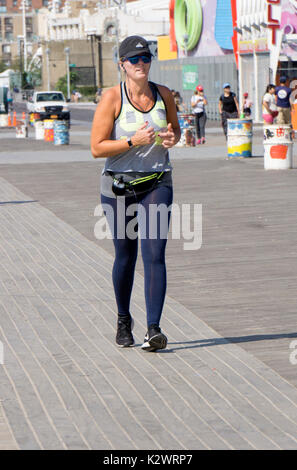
[1,177,297,449]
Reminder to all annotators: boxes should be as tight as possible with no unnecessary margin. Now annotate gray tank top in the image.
[103,82,172,174]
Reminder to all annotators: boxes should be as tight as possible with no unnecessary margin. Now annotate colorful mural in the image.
[281,0,297,59]
[171,0,235,57]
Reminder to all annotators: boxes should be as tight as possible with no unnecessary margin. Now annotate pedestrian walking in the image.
[262,84,278,124]
[191,85,207,144]
[242,92,252,118]
[219,83,240,138]
[275,76,292,124]
[91,35,180,351]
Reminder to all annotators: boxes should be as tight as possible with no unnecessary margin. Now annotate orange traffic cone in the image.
[7,113,12,127]
[12,111,17,127]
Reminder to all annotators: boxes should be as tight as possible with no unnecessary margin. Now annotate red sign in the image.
[267,0,281,45]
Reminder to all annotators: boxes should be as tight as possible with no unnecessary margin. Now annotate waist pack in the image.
[110,172,164,196]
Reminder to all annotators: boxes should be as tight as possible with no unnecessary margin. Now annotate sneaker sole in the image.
[141,333,167,352]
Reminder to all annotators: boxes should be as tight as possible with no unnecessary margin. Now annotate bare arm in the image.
[157,85,181,147]
[234,96,240,115]
[263,99,271,114]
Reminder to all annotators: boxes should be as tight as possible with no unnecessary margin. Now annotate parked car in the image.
[27,91,70,122]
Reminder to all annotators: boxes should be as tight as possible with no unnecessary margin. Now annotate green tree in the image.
[55,71,79,97]
[0,61,7,73]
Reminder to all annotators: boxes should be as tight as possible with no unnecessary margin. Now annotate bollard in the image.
[35,120,44,140]
[0,114,9,127]
[227,118,253,157]
[263,124,293,170]
[53,120,69,145]
[44,119,54,142]
[176,113,196,147]
[16,124,28,138]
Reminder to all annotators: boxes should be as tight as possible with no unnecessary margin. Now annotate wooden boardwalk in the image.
[1,132,297,449]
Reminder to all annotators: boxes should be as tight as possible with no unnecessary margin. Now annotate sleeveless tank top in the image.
[103,82,172,174]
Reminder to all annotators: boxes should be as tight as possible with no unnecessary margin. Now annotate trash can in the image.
[0,114,8,127]
[16,124,28,138]
[35,120,44,140]
[227,118,253,157]
[263,124,293,170]
[176,113,196,147]
[44,119,54,142]
[53,120,69,145]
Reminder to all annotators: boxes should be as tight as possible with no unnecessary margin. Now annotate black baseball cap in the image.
[119,35,152,59]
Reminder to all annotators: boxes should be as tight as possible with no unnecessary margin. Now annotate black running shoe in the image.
[116,315,134,347]
[141,324,167,352]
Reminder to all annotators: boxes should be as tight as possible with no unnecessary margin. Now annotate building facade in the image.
[232,0,297,122]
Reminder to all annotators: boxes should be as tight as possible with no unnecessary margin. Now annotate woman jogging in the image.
[91,35,180,351]
[191,85,207,144]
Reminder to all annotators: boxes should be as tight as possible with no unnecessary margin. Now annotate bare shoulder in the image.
[154,84,173,101]
[94,84,121,119]
[100,84,121,104]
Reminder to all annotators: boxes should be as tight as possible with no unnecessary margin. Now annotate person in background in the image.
[242,92,252,118]
[218,83,240,138]
[191,85,207,144]
[262,84,278,124]
[275,76,292,124]
[94,87,102,104]
[7,89,13,112]
[172,90,184,112]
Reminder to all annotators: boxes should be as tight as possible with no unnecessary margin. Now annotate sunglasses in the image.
[124,55,152,65]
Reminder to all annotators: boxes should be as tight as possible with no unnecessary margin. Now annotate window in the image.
[4,18,13,31]
[26,17,33,31]
[37,92,65,102]
[2,44,11,54]
[0,0,6,13]
[4,17,13,41]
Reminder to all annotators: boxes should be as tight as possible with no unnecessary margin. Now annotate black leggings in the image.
[101,184,173,327]
[194,112,207,139]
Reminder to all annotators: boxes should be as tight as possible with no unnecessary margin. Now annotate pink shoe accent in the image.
[197,139,201,144]
[201,137,205,144]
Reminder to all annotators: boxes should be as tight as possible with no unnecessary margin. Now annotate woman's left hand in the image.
[158,123,176,148]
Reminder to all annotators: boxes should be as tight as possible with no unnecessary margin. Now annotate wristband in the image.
[127,138,133,148]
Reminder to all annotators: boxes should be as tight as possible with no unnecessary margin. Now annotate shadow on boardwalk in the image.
[156,332,297,353]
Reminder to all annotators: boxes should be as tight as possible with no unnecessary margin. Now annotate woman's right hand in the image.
[132,121,156,146]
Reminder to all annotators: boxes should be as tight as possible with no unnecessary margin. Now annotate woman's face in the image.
[121,55,151,80]
[224,87,231,94]
[269,87,275,94]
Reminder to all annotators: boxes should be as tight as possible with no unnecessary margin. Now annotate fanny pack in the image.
[110,172,164,196]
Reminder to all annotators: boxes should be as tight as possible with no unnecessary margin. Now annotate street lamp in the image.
[64,47,70,101]
[20,0,28,72]
[46,48,50,91]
